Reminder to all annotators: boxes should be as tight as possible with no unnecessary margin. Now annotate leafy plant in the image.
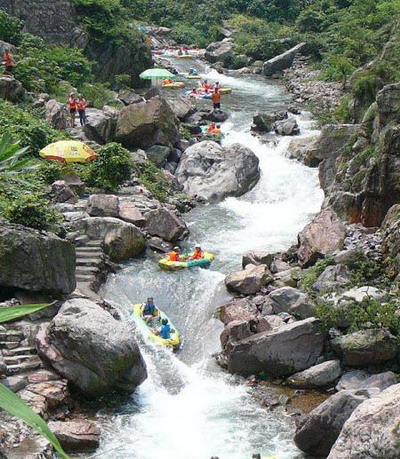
[0,303,69,458]
[301,256,336,291]
[81,82,115,109]
[0,9,23,44]
[0,133,36,174]
[114,74,132,91]
[85,142,133,191]
[135,160,174,203]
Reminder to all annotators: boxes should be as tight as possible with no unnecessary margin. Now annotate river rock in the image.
[118,201,146,227]
[36,298,147,395]
[0,222,76,295]
[336,370,398,392]
[51,180,77,203]
[84,106,119,144]
[45,99,67,130]
[252,111,287,133]
[205,39,235,66]
[48,420,100,453]
[118,90,144,106]
[175,141,260,203]
[0,74,26,103]
[242,251,273,268]
[220,320,256,350]
[86,194,119,217]
[204,109,229,123]
[263,43,306,76]
[273,118,300,136]
[145,145,171,167]
[297,207,346,267]
[115,96,179,149]
[312,264,350,292]
[331,329,399,367]
[285,135,320,166]
[77,217,146,262]
[294,388,378,457]
[145,208,187,242]
[227,317,325,376]
[168,96,196,121]
[264,287,304,314]
[219,298,260,324]
[328,384,400,459]
[225,264,273,295]
[287,360,342,389]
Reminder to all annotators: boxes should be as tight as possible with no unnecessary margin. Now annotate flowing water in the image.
[94,58,324,459]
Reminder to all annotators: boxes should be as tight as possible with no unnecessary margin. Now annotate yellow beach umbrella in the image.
[39,140,97,163]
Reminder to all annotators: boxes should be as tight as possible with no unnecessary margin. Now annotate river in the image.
[94,58,324,459]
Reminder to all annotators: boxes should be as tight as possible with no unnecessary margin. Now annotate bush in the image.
[114,74,132,91]
[85,142,133,191]
[301,257,336,291]
[135,161,175,203]
[170,25,208,47]
[3,193,63,233]
[0,9,23,45]
[81,82,115,109]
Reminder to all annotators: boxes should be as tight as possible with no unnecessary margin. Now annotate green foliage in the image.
[170,25,208,47]
[3,193,63,233]
[81,82,115,109]
[351,71,379,100]
[135,160,176,202]
[85,142,133,191]
[317,297,400,337]
[0,102,63,157]
[0,9,23,45]
[301,257,336,291]
[322,54,356,87]
[0,133,36,174]
[114,74,132,91]
[348,259,391,289]
[0,303,55,323]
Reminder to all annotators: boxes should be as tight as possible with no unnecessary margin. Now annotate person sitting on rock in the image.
[3,49,14,74]
[211,88,221,112]
[190,246,204,260]
[142,297,159,324]
[169,246,181,262]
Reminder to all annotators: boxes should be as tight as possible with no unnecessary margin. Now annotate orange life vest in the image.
[211,92,221,103]
[169,251,180,262]
[4,52,14,67]
[68,97,77,110]
[77,99,87,111]
[191,250,204,260]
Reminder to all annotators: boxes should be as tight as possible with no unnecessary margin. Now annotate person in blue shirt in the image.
[142,297,158,324]
[158,318,171,340]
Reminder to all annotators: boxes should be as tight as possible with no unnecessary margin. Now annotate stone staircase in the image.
[74,239,106,296]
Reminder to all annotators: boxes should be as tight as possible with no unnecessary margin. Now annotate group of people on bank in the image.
[68,93,87,128]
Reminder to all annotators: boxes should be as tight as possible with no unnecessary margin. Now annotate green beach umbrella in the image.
[139,68,176,80]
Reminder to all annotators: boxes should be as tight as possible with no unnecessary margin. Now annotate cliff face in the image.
[0,0,87,46]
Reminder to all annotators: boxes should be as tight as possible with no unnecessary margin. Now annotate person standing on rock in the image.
[77,94,87,126]
[211,88,221,112]
[68,93,77,128]
[3,49,14,74]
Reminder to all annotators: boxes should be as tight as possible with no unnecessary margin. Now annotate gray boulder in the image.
[51,180,77,204]
[0,75,26,103]
[45,99,67,130]
[48,420,100,453]
[167,96,196,121]
[312,264,350,292]
[273,118,300,136]
[263,43,306,76]
[331,329,399,367]
[264,287,304,314]
[227,317,325,376]
[36,298,147,395]
[225,264,273,295]
[205,39,235,66]
[328,384,400,459]
[86,194,119,217]
[298,207,346,267]
[287,360,342,389]
[242,251,273,268]
[145,208,187,242]
[115,96,179,149]
[175,141,260,203]
[295,388,378,457]
[118,90,144,106]
[84,106,119,144]
[118,200,146,227]
[252,111,287,133]
[146,145,171,167]
[0,222,75,295]
[336,370,398,392]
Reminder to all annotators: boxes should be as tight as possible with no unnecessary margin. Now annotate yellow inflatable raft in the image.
[159,252,215,271]
[163,82,186,89]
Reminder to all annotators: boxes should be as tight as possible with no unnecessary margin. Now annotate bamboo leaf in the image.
[0,383,69,459]
[0,303,55,323]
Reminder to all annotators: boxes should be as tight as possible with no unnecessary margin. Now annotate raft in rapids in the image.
[131,303,180,348]
[159,252,215,271]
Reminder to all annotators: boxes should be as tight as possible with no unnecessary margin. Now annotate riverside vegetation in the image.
[0,0,400,457]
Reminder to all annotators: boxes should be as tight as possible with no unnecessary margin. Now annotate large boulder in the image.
[263,43,306,76]
[37,298,147,395]
[273,118,300,136]
[205,39,235,66]
[331,329,399,367]
[312,264,350,292]
[219,298,260,325]
[118,200,146,227]
[167,96,196,121]
[86,194,119,217]
[225,264,272,295]
[145,208,187,242]
[0,75,26,103]
[175,141,260,203]
[295,388,377,457]
[336,370,398,392]
[115,96,179,149]
[45,99,67,130]
[48,420,100,453]
[242,250,273,268]
[287,360,342,389]
[146,145,171,167]
[297,207,346,267]
[252,111,287,133]
[328,384,400,459]
[0,222,75,295]
[84,106,119,144]
[227,317,325,376]
[77,217,146,262]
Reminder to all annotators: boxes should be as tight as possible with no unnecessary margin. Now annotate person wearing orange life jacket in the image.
[211,88,221,112]
[169,246,181,262]
[3,49,14,73]
[190,246,204,260]
[202,79,211,93]
[68,93,77,128]
[163,78,173,85]
[207,123,216,133]
[212,125,221,135]
[77,94,87,126]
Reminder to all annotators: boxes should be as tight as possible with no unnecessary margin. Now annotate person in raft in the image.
[154,318,172,339]
[3,49,14,73]
[141,297,159,324]
[202,79,211,93]
[211,88,221,112]
[169,246,181,262]
[188,68,198,76]
[190,245,204,260]
[213,124,222,134]
[68,93,77,128]
[77,94,87,126]
[207,123,216,133]
[163,78,173,85]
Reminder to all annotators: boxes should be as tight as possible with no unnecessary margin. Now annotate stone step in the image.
[0,331,23,342]
[76,257,103,266]
[76,265,99,274]
[76,274,96,282]
[75,247,104,254]
[86,240,103,247]
[6,346,36,356]
[4,354,38,365]
[0,341,21,350]
[6,359,43,375]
